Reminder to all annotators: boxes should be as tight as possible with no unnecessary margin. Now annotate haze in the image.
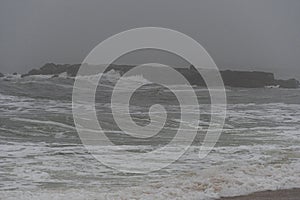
[1,0,300,80]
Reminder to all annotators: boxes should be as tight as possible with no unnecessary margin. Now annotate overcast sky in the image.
[1,0,300,79]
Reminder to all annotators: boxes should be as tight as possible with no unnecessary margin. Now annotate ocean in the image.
[0,73,299,199]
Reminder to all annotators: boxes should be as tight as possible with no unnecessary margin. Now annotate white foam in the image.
[1,85,300,199]
[23,75,54,79]
[58,72,68,78]
[10,117,75,130]
[1,160,299,200]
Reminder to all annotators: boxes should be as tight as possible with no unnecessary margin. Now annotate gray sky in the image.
[1,0,300,80]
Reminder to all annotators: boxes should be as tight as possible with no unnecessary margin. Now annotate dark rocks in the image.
[21,69,40,77]
[221,70,275,88]
[21,63,80,77]
[66,64,80,77]
[39,63,69,74]
[51,74,59,78]
[0,72,4,78]
[21,63,299,88]
[276,79,300,88]
[176,66,205,86]
[106,65,279,88]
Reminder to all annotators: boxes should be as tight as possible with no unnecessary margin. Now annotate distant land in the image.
[2,63,299,88]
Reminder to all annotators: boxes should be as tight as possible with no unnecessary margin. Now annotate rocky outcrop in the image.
[0,72,4,78]
[21,63,80,77]
[275,79,300,89]
[176,65,205,86]
[21,63,299,88]
[221,70,276,88]
[109,65,298,88]
[66,64,80,77]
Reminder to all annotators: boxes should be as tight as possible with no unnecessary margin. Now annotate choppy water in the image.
[0,73,300,200]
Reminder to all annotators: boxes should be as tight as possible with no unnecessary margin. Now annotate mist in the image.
[1,0,300,79]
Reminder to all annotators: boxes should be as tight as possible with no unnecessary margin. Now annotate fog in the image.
[1,0,300,79]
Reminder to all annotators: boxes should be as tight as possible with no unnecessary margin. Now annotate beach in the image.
[221,189,300,200]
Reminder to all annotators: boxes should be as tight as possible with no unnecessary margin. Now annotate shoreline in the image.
[220,188,300,200]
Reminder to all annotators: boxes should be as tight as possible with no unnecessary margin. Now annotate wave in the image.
[109,163,300,199]
[0,154,299,200]
[10,117,75,130]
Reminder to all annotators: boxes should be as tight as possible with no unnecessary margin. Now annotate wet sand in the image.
[220,188,300,200]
